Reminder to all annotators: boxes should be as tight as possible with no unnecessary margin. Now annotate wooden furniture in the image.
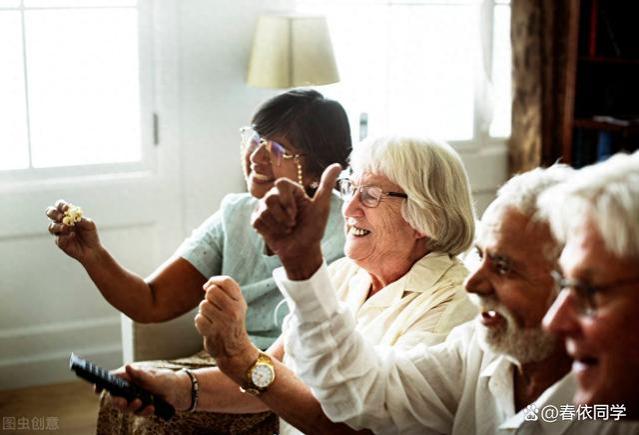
[559,0,639,167]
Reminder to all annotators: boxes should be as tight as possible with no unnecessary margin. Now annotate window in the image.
[297,0,511,147]
[0,0,149,174]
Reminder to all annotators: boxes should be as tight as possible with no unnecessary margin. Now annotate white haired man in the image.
[253,145,638,434]
[542,152,639,420]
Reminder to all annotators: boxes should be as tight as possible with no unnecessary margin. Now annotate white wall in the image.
[0,0,291,390]
[461,144,508,215]
[0,0,505,390]
[178,0,277,231]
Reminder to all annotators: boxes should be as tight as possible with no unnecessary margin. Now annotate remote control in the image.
[69,353,175,421]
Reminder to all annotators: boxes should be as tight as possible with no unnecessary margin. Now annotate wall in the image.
[0,0,504,390]
[0,0,291,390]
[178,0,281,231]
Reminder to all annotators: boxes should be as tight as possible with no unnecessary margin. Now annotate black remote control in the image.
[69,353,175,421]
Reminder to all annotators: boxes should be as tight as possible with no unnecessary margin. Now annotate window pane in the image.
[307,4,390,140]
[303,3,476,142]
[387,5,475,140]
[25,8,141,168]
[391,0,480,4]
[300,0,386,5]
[24,0,136,7]
[489,4,511,137]
[0,11,30,170]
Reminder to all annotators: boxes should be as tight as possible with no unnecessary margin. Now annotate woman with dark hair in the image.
[248,89,352,191]
[45,89,351,433]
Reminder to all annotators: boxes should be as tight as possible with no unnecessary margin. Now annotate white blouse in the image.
[278,252,477,435]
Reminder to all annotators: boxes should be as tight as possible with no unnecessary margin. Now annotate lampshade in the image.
[247,14,340,88]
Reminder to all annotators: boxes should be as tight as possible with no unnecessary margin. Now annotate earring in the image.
[294,156,304,186]
[310,181,319,189]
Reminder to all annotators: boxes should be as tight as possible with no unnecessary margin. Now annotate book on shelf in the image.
[596,130,613,162]
[573,116,639,167]
[572,128,598,168]
[592,116,639,127]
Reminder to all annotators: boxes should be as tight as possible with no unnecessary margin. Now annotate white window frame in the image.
[0,0,157,189]
[297,0,511,153]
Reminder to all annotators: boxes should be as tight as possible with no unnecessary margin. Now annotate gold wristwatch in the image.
[239,353,275,396]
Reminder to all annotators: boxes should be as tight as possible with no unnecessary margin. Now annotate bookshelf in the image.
[560,0,639,167]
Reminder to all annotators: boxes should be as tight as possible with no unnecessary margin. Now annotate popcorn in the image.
[62,204,83,226]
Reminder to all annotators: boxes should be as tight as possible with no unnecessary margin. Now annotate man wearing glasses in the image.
[542,152,639,420]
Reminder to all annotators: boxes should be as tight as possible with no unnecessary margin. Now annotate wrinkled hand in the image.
[252,164,341,266]
[195,276,257,378]
[97,365,191,415]
[45,199,101,263]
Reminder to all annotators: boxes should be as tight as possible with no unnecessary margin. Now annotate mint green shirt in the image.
[175,192,345,349]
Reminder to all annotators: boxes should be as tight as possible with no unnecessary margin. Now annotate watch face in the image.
[251,363,274,388]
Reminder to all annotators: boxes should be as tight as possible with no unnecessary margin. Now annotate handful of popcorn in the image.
[62,204,84,226]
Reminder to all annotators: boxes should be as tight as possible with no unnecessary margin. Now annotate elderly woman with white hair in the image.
[106,136,478,434]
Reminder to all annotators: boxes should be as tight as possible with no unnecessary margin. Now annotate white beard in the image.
[470,294,556,364]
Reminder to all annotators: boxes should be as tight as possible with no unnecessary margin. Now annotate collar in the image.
[480,354,516,418]
[358,252,460,309]
[480,353,512,379]
[498,371,576,434]
[405,251,458,292]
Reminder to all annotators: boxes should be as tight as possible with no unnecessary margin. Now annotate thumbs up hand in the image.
[252,163,342,280]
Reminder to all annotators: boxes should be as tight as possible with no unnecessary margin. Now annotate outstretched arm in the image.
[46,199,209,322]
[85,253,206,323]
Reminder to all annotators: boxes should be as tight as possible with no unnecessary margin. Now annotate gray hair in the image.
[484,164,574,263]
[492,164,575,217]
[538,152,639,259]
[349,135,475,256]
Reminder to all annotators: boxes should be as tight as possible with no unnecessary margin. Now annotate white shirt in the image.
[276,263,639,435]
[278,252,477,435]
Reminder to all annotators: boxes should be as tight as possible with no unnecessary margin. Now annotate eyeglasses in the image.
[239,126,301,167]
[551,270,639,317]
[339,178,408,208]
